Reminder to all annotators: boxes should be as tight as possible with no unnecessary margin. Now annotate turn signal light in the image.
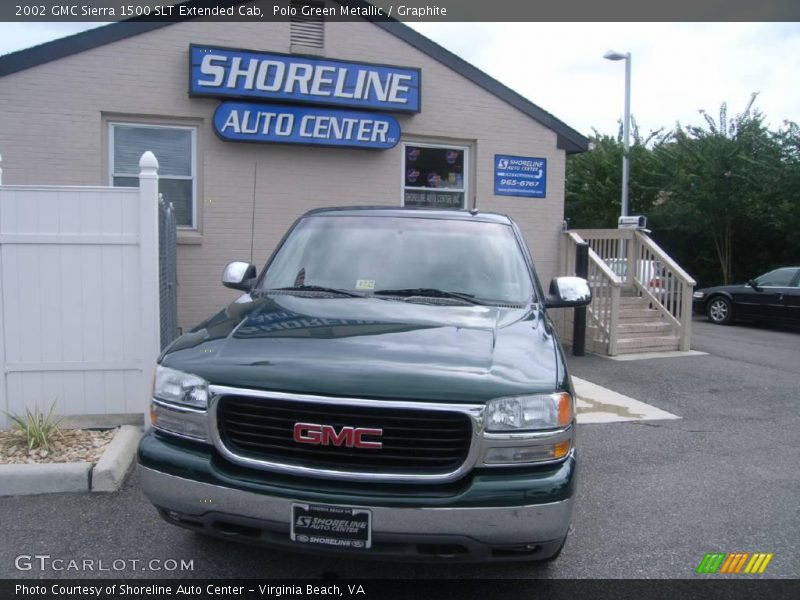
[554,440,571,459]
[557,393,573,427]
[484,440,571,465]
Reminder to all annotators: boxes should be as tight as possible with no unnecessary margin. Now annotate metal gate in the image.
[158,194,178,350]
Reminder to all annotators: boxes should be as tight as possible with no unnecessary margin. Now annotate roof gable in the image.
[0,1,587,153]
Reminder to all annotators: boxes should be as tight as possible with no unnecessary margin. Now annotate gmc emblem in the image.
[293,422,383,449]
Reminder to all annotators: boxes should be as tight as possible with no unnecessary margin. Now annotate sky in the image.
[0,21,798,139]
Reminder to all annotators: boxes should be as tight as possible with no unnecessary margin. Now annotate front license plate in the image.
[290,503,372,549]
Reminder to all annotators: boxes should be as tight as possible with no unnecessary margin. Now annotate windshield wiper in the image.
[264,285,367,298]
[373,288,484,305]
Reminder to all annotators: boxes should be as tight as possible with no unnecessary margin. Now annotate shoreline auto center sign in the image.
[190,45,420,149]
[214,102,400,149]
[494,154,547,198]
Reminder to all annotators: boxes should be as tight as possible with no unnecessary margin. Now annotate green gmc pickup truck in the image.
[138,207,591,562]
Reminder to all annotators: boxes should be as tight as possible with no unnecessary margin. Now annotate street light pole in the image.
[604,50,631,218]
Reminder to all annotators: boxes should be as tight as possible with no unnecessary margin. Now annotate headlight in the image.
[154,365,209,409]
[150,400,209,442]
[484,392,572,432]
[693,291,705,299]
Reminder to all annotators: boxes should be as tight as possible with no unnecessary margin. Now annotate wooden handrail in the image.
[587,248,622,285]
[566,231,621,284]
[572,228,634,240]
[634,230,697,286]
[566,231,586,245]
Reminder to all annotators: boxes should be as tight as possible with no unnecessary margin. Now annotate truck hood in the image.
[161,293,560,403]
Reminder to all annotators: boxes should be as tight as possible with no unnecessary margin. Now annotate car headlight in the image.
[484,392,572,432]
[154,365,209,409]
[693,291,705,299]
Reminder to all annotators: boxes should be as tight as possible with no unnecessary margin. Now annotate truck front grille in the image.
[216,395,473,473]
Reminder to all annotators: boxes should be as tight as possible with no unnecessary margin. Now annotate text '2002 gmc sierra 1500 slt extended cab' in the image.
[138,207,591,562]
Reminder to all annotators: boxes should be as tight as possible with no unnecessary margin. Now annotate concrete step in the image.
[615,335,680,353]
[616,321,675,336]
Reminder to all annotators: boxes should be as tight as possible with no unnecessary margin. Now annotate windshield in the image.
[260,215,534,304]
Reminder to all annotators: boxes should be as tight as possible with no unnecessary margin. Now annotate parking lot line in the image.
[572,376,680,424]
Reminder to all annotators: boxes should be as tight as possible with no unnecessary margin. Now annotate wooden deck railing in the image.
[562,231,622,355]
[566,228,697,352]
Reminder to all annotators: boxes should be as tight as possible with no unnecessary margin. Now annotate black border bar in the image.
[3,579,800,600]
[2,0,800,22]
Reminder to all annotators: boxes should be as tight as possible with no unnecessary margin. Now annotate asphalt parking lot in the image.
[1,316,798,580]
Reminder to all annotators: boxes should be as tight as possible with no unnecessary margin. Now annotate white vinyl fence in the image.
[0,152,161,427]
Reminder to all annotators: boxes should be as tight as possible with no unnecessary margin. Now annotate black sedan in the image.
[692,267,800,325]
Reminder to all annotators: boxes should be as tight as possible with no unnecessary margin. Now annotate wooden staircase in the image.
[562,228,696,357]
[609,295,680,353]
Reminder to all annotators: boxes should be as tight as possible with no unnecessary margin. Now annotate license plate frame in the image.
[290,503,372,550]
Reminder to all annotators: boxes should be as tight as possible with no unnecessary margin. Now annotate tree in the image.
[651,95,781,284]
[566,96,798,287]
[565,119,667,229]
[769,121,800,266]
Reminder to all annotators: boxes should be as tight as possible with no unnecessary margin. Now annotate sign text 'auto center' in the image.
[190,45,420,149]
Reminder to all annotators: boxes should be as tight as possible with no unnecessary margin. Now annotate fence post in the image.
[139,151,161,429]
[572,242,589,356]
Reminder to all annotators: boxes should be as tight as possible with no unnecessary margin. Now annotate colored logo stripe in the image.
[696,553,726,573]
[697,552,773,574]
[744,553,773,574]
[719,552,749,573]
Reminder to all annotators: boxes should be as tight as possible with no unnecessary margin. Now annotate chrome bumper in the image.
[139,465,573,547]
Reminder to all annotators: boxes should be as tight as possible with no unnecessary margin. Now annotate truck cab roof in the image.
[301,206,515,225]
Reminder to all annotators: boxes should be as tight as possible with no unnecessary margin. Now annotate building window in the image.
[402,143,468,209]
[110,123,197,228]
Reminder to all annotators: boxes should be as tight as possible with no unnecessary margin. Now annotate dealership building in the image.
[0,2,587,331]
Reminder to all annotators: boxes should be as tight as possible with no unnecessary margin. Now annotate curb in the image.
[0,425,142,496]
[0,462,92,495]
[91,425,143,493]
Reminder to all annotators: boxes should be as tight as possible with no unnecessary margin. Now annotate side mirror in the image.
[747,279,762,291]
[545,276,592,308]
[222,261,257,291]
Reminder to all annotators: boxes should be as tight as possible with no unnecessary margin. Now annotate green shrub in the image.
[4,400,63,452]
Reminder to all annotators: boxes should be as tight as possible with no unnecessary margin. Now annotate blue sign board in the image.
[213,102,401,149]
[494,155,547,198]
[191,45,421,113]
